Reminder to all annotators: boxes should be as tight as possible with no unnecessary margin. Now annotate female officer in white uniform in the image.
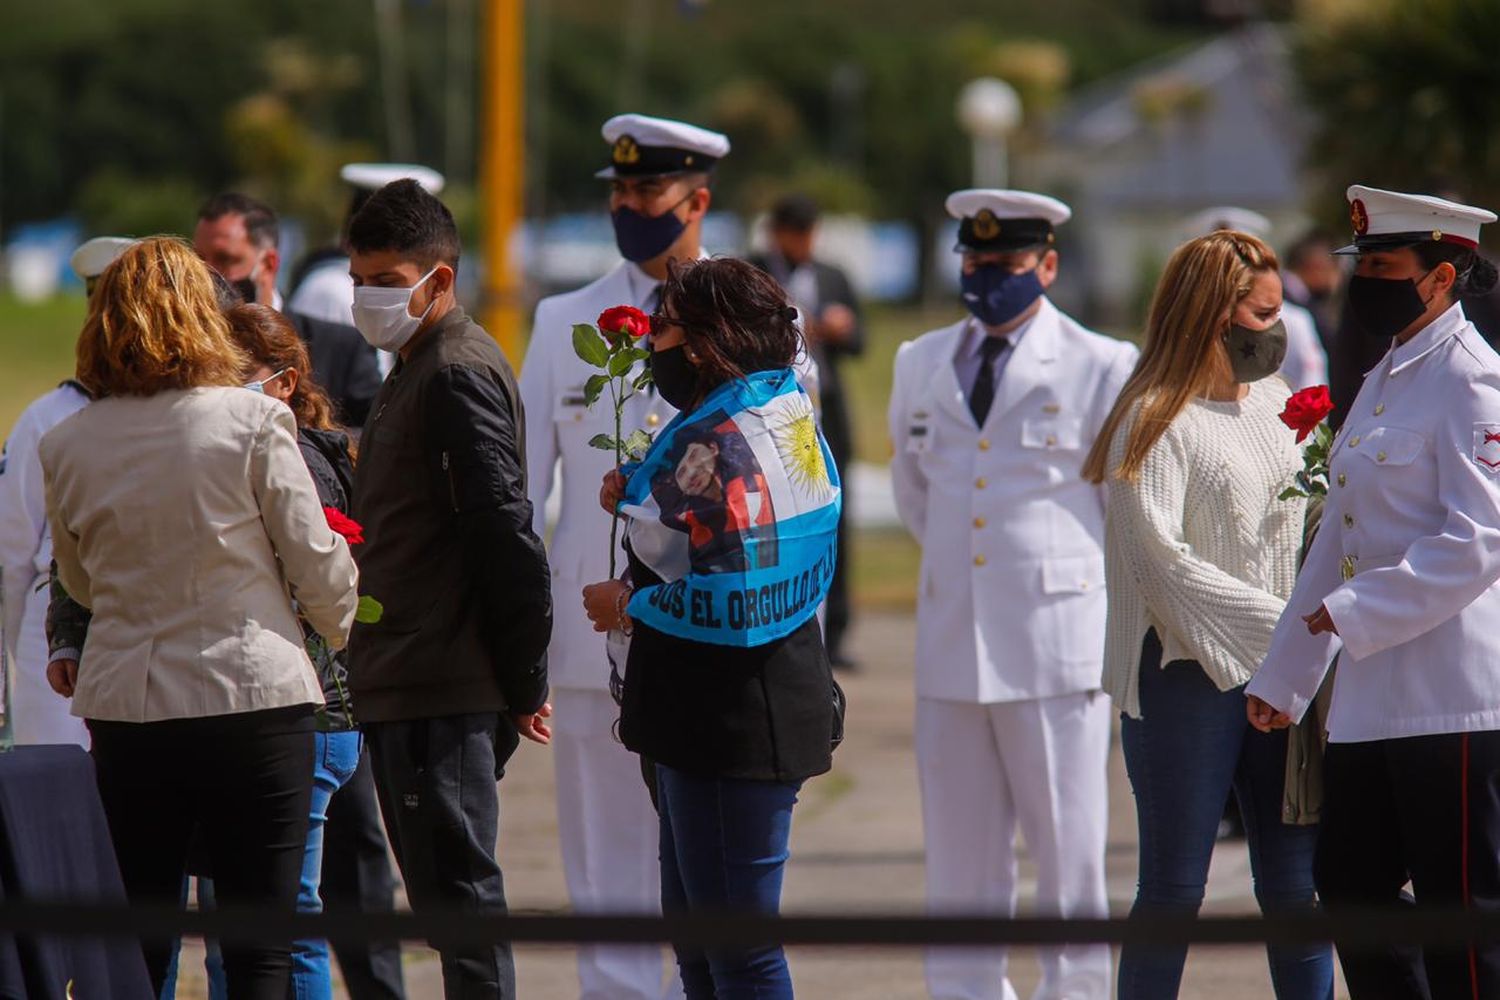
[1248,185,1500,999]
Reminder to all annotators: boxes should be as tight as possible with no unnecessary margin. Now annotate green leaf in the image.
[588,433,618,451]
[623,429,654,460]
[355,595,384,624]
[632,368,655,391]
[583,373,610,407]
[607,351,636,377]
[571,324,609,368]
[621,346,652,366]
[1278,486,1305,501]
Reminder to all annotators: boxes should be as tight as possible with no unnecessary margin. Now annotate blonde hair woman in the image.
[1083,231,1333,999]
[40,237,358,999]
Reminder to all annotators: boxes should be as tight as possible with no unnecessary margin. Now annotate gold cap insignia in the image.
[1350,198,1369,236]
[613,135,641,166]
[1433,230,1444,241]
[972,209,1002,240]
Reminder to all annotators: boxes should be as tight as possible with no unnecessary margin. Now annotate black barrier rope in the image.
[0,902,1498,950]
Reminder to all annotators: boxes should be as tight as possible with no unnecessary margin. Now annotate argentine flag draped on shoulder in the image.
[621,367,841,648]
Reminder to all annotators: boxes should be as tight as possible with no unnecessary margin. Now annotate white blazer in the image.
[521,261,822,691]
[1248,303,1500,742]
[888,299,1138,703]
[40,388,359,723]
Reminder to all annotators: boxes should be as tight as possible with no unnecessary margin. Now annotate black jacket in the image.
[298,427,358,730]
[349,307,551,722]
[287,310,383,429]
[617,545,839,783]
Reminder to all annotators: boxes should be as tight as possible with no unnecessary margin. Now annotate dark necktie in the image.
[969,336,1008,426]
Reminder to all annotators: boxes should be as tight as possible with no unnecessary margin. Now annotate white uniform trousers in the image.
[11,593,88,748]
[917,691,1111,1000]
[552,686,681,1000]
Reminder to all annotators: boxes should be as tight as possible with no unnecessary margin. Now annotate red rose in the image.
[1280,385,1334,443]
[597,304,651,338]
[323,506,365,546]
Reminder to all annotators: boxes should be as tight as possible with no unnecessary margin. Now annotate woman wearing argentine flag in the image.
[583,257,843,1000]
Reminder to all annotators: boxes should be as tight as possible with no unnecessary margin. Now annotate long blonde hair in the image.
[75,236,248,398]
[1082,230,1280,484]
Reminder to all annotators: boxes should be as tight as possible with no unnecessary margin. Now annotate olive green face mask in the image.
[1224,318,1288,383]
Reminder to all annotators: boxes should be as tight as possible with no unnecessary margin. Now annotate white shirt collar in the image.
[1390,300,1468,374]
[959,306,1037,361]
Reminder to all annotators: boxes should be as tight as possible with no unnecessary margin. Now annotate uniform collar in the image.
[1389,301,1468,376]
[957,297,1053,362]
[625,251,709,310]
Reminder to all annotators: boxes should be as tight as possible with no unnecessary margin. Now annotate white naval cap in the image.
[1338,184,1496,255]
[596,113,731,179]
[945,189,1071,253]
[339,163,446,194]
[1182,205,1271,239]
[69,236,135,280]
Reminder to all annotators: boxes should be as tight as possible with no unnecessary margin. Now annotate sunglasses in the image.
[649,312,690,338]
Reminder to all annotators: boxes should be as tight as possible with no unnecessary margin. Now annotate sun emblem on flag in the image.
[772,397,833,501]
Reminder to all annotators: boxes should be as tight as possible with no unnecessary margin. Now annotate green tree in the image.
[1297,0,1500,226]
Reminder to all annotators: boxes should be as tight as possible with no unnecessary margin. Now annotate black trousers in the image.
[88,705,315,1000]
[365,714,518,1000]
[321,747,407,999]
[1317,731,1500,999]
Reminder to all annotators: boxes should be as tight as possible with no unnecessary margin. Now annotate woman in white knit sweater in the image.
[1082,231,1334,1000]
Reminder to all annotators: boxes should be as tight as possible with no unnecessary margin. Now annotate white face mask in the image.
[351,265,442,352]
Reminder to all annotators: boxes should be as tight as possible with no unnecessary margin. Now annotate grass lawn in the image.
[0,293,87,434]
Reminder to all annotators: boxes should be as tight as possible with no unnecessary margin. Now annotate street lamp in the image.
[956,77,1022,189]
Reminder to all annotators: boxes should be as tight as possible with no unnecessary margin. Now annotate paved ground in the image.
[176,611,1347,998]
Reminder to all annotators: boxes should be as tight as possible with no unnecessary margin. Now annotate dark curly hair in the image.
[659,256,803,398]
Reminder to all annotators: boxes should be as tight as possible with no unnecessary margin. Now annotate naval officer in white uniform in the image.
[1248,186,1500,1000]
[519,113,729,1000]
[0,236,132,749]
[888,190,1137,1000]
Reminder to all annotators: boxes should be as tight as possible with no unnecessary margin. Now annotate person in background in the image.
[194,192,382,427]
[1083,230,1333,1000]
[225,302,389,1000]
[519,112,733,1000]
[1281,228,1343,349]
[749,193,864,669]
[347,179,552,999]
[0,237,129,749]
[1183,207,1328,391]
[1248,186,1500,999]
[289,163,446,379]
[582,257,842,999]
[41,237,358,998]
[890,189,1136,1000]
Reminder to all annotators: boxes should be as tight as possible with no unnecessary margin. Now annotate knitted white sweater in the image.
[1102,378,1307,718]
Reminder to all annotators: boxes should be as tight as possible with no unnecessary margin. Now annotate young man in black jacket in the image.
[346,179,553,999]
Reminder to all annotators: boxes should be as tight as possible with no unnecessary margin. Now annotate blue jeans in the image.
[656,764,801,1000]
[159,878,227,1000]
[292,731,364,999]
[1118,631,1333,1000]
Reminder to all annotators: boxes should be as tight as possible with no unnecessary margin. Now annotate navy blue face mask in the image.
[960,264,1045,327]
[611,192,694,263]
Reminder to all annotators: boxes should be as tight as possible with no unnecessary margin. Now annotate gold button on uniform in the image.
[1344,513,1355,528]
[1374,404,1385,416]
[647,413,661,427]
[974,554,987,567]
[1045,435,1058,447]
[1338,473,1347,487]
[978,439,991,451]
[973,517,987,529]
[1350,435,1361,447]
[975,477,988,489]
[1377,451,1387,462]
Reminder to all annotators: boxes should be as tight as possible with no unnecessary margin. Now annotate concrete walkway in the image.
[176,611,1346,998]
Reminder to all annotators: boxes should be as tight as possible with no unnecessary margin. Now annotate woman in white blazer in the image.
[38,238,358,1000]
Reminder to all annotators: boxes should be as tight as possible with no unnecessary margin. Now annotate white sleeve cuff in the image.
[48,647,81,665]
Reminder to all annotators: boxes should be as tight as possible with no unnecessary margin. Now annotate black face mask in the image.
[1223,318,1288,384]
[611,192,694,263]
[1346,271,1432,340]
[648,344,699,410]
